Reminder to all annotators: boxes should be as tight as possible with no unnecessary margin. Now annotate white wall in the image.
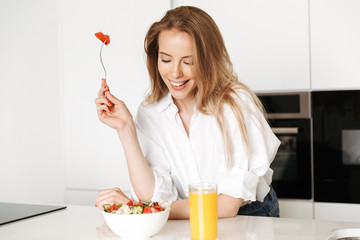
[0,0,64,204]
[60,0,170,205]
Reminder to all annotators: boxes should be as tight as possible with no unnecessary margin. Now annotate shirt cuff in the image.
[130,171,178,202]
[218,167,260,202]
[150,170,178,202]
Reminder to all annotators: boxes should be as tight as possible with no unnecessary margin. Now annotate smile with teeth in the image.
[169,80,190,87]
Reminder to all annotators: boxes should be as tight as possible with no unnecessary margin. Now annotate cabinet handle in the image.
[272,127,298,134]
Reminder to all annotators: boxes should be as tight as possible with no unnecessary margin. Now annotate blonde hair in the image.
[144,6,266,168]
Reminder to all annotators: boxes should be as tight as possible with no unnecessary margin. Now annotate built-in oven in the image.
[312,90,360,203]
[257,92,312,199]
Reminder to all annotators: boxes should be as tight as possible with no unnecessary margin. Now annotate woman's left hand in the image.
[95,187,131,209]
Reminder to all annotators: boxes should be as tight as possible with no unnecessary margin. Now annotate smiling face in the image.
[157,29,197,104]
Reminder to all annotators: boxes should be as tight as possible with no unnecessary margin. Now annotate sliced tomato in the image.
[153,205,163,212]
[152,207,160,213]
[136,202,144,207]
[143,206,152,214]
[126,200,134,206]
[103,34,110,45]
[95,32,110,45]
[95,32,105,42]
[108,203,119,212]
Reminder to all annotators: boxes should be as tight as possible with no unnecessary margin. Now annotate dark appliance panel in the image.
[312,90,360,203]
[269,118,312,199]
[258,92,312,199]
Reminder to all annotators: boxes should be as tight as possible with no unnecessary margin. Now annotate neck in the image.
[173,96,195,115]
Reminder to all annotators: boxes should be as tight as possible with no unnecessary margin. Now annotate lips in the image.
[169,80,190,87]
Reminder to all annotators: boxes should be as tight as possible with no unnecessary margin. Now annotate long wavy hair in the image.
[144,6,266,168]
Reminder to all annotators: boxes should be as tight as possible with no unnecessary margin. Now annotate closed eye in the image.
[183,61,193,65]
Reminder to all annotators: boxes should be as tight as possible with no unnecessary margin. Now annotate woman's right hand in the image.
[95,187,131,209]
[94,78,134,132]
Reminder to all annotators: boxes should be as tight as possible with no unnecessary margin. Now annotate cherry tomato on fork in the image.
[95,32,110,45]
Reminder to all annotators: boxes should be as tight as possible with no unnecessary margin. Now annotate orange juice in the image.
[189,184,217,240]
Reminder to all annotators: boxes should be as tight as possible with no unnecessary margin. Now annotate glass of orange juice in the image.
[189,183,218,240]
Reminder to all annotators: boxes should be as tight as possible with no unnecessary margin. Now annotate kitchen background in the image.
[1,0,359,222]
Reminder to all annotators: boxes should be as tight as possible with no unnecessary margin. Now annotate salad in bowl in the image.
[102,199,171,238]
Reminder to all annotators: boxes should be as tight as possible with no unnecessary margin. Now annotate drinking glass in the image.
[189,183,218,240]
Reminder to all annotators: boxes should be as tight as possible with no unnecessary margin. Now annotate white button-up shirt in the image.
[131,90,280,202]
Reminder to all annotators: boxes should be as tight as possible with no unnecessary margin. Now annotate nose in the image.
[171,62,183,79]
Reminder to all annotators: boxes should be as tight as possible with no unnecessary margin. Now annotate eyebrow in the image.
[159,51,192,58]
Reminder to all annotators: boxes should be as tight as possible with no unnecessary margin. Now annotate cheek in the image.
[157,62,167,78]
[184,67,196,79]
[157,66,168,86]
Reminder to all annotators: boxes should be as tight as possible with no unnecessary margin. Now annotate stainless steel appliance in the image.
[312,90,360,203]
[257,92,312,199]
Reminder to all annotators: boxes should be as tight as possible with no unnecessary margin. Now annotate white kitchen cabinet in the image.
[60,0,170,204]
[175,0,311,92]
[314,202,360,223]
[278,199,313,219]
[310,0,360,90]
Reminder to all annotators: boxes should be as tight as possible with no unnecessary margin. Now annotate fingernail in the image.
[108,101,112,106]
[109,108,112,112]
[95,204,98,207]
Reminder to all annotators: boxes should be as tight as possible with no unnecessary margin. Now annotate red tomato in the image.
[136,202,144,207]
[108,203,119,212]
[103,34,110,45]
[95,32,110,45]
[153,205,163,212]
[126,200,134,206]
[143,207,152,214]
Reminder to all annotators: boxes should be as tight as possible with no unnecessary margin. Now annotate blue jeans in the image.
[237,185,280,217]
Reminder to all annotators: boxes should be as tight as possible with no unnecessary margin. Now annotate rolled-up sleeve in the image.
[131,107,178,202]
[217,91,280,201]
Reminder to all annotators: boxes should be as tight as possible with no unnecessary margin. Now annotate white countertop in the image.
[1,205,360,240]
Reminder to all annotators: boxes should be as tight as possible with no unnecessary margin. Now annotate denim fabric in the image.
[237,185,280,217]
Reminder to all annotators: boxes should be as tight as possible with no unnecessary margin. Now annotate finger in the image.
[101,78,108,89]
[96,104,112,118]
[94,97,113,107]
[97,188,117,198]
[101,78,106,88]
[97,86,109,98]
[96,191,129,208]
[96,188,120,205]
[105,91,122,105]
[96,104,110,113]
[102,78,109,97]
[98,78,109,98]
[96,188,128,203]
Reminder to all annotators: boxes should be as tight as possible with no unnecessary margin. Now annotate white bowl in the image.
[103,207,170,239]
[325,228,360,240]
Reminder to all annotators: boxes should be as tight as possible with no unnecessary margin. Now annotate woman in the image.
[94,6,280,218]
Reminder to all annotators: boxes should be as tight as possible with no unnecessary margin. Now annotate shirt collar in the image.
[157,92,177,113]
[156,92,199,118]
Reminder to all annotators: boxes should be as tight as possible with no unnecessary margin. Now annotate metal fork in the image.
[99,39,107,80]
